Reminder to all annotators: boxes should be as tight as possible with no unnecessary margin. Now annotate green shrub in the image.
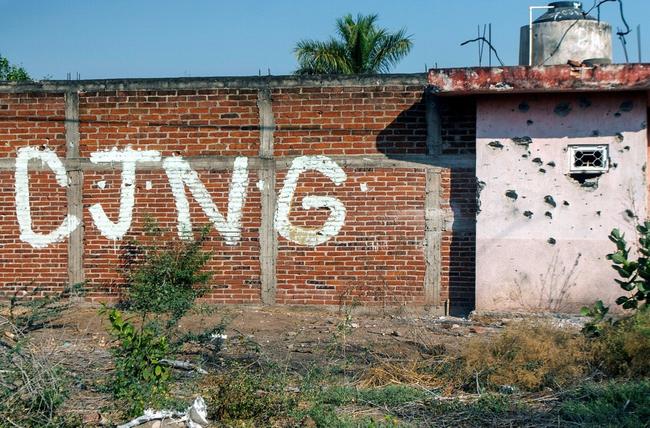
[102,307,171,417]
[103,222,225,416]
[591,306,650,378]
[201,366,298,425]
[606,225,650,310]
[581,224,650,378]
[124,224,212,329]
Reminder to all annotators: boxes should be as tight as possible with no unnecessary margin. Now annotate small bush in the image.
[104,222,226,417]
[201,367,298,425]
[606,225,650,310]
[460,322,587,392]
[102,307,171,417]
[124,224,212,328]
[590,306,650,378]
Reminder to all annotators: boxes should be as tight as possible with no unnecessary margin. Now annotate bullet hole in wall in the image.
[532,157,543,165]
[505,190,518,200]
[523,210,533,218]
[488,140,504,149]
[554,102,572,117]
[544,195,556,208]
[476,179,486,215]
[527,119,534,126]
[578,97,592,108]
[547,161,556,167]
[512,137,532,153]
[591,130,600,136]
[563,200,570,206]
[567,173,600,190]
[547,237,557,245]
[545,211,552,219]
[518,102,530,112]
[539,168,546,174]
[615,132,624,143]
[619,100,634,112]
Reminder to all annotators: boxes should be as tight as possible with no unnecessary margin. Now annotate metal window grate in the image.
[567,145,609,173]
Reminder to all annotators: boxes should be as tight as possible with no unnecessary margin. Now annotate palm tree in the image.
[294,14,413,75]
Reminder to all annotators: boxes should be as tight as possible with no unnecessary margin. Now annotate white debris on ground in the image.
[117,396,209,428]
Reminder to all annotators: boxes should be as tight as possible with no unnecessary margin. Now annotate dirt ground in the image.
[19,303,592,427]
[28,305,493,420]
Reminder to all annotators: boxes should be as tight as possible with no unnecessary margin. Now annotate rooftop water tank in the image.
[519,2,612,66]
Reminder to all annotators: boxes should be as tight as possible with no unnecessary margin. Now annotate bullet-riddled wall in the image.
[476,92,647,312]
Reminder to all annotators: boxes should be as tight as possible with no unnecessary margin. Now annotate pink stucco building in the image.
[429,64,650,312]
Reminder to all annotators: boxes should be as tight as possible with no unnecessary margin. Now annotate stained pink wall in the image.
[476,92,647,312]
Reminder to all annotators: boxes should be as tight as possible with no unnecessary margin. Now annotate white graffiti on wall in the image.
[89,147,161,240]
[15,147,81,248]
[275,156,346,246]
[163,156,249,245]
[14,147,348,248]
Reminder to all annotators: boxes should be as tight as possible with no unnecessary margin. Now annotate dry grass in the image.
[358,358,444,389]
[360,321,590,394]
[461,321,588,391]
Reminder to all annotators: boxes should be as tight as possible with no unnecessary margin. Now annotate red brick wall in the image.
[79,89,260,157]
[275,168,427,305]
[0,81,477,311]
[82,169,262,303]
[272,86,427,156]
[0,93,68,297]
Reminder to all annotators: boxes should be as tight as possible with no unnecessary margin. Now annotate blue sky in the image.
[1,0,649,80]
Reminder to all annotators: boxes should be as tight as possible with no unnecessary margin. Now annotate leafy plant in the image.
[0,54,31,82]
[581,224,650,335]
[606,225,650,309]
[101,307,171,417]
[580,299,611,337]
[123,223,212,330]
[294,14,412,75]
[102,221,223,416]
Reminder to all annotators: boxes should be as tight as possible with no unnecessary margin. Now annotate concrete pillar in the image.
[64,91,85,289]
[257,88,278,304]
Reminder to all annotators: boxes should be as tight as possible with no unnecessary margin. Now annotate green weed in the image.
[560,380,650,427]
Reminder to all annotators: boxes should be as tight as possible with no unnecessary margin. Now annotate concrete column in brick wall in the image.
[424,169,443,307]
[64,91,85,289]
[257,88,278,304]
[425,89,444,309]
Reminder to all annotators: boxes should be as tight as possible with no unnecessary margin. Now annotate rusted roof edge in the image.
[427,64,650,96]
